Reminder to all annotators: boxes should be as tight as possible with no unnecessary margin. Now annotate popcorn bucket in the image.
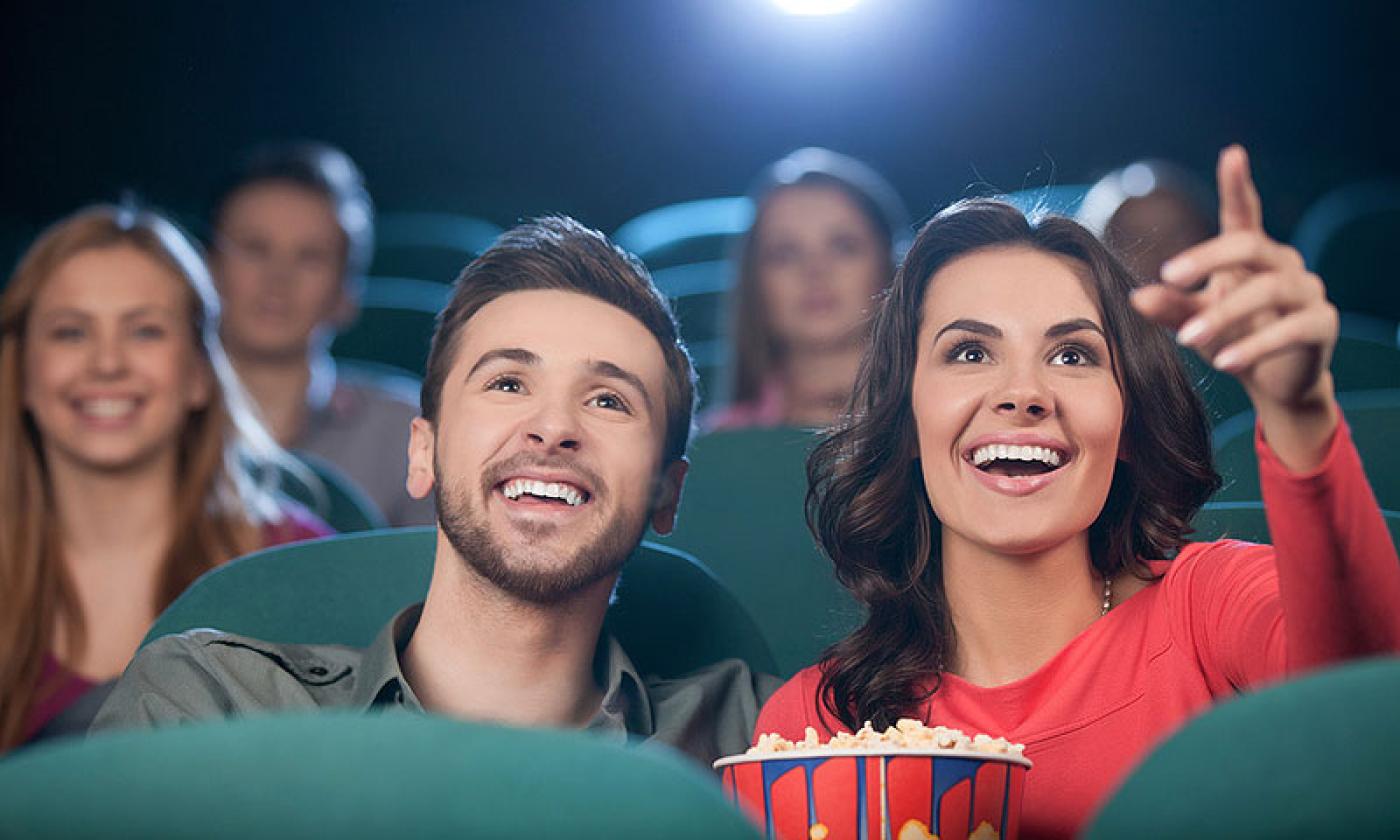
[715,749,1031,840]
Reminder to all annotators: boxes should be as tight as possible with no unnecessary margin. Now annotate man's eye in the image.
[49,326,86,342]
[486,376,523,393]
[590,392,630,413]
[132,324,168,341]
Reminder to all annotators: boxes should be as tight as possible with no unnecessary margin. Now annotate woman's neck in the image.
[226,349,313,446]
[941,531,1107,687]
[47,449,179,678]
[780,342,864,428]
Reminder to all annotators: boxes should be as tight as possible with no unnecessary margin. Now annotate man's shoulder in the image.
[90,630,366,734]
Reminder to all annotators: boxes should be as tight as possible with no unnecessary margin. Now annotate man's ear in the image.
[329,278,361,332]
[406,416,437,499]
[648,458,689,536]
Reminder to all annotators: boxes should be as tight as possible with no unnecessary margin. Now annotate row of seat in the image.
[4,513,1393,835]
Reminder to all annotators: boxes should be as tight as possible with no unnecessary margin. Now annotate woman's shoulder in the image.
[753,663,829,741]
[259,500,335,548]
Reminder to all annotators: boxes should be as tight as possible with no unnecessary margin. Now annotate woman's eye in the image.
[947,343,987,364]
[486,376,523,393]
[590,392,630,413]
[1051,345,1096,366]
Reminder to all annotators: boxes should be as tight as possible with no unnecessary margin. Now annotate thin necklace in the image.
[1100,575,1114,618]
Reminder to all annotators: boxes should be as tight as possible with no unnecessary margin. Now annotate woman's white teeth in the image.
[971,444,1062,468]
[501,479,585,506]
[80,398,137,418]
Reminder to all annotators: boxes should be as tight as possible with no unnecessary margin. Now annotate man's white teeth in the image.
[80,398,137,418]
[971,444,1062,468]
[501,478,585,506]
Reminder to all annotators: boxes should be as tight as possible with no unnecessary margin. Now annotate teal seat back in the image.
[651,259,735,411]
[1293,179,1400,324]
[330,276,450,379]
[371,211,504,282]
[0,713,760,839]
[1211,389,1400,508]
[143,528,777,678]
[1085,658,1400,838]
[279,451,388,533]
[658,427,863,677]
[1189,501,1400,549]
[613,197,753,269]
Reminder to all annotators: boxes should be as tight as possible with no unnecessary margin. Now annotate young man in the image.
[209,141,433,526]
[92,216,778,765]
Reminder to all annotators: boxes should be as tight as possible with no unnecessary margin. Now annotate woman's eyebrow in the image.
[1044,318,1105,339]
[934,319,1001,342]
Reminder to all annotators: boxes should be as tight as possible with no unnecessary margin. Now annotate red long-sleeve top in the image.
[753,422,1400,839]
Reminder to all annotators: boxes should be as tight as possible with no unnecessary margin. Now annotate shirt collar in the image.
[350,604,653,742]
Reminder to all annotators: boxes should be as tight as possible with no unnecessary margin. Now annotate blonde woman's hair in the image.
[0,205,290,750]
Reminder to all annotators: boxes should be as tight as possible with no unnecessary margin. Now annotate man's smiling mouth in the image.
[499,478,590,507]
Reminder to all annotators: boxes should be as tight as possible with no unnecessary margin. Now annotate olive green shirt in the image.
[91,605,780,767]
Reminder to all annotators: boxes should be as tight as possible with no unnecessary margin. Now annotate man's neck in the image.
[402,533,614,729]
[781,342,864,428]
[941,531,1104,687]
[226,347,315,446]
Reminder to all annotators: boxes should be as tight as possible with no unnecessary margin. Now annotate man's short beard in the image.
[433,452,650,605]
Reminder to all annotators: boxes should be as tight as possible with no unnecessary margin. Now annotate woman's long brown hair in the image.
[0,206,287,750]
[808,199,1220,731]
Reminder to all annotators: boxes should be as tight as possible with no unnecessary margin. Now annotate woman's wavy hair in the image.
[729,148,909,405]
[808,199,1219,731]
[0,205,289,750]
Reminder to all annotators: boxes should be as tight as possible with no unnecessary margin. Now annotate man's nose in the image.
[523,401,581,451]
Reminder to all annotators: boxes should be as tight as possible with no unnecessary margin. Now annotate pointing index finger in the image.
[1217,144,1263,233]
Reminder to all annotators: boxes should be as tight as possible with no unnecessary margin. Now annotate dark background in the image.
[3,0,1396,259]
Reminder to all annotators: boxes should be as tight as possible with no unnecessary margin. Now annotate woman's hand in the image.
[1130,145,1340,471]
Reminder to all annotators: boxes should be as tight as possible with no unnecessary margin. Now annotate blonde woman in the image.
[0,205,329,751]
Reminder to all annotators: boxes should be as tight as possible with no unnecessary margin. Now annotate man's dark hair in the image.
[210,141,375,277]
[422,215,696,464]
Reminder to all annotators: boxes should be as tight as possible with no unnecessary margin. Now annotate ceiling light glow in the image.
[772,0,862,16]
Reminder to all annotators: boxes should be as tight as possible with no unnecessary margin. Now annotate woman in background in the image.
[706,147,908,431]
[755,147,1400,837]
[0,205,328,751]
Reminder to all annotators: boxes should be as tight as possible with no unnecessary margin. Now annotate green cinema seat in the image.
[371,211,504,283]
[0,712,760,839]
[278,450,389,533]
[612,197,753,270]
[1084,657,1400,839]
[330,276,450,379]
[658,427,863,677]
[1211,389,1400,510]
[1189,501,1400,550]
[142,528,777,680]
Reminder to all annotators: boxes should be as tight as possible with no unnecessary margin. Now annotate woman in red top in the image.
[0,205,330,752]
[754,147,1400,838]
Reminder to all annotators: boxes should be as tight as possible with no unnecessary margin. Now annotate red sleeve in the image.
[260,501,335,548]
[1164,420,1400,694]
[752,666,826,744]
[1257,419,1400,669]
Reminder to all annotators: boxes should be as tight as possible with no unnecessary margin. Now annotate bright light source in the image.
[772,0,862,16]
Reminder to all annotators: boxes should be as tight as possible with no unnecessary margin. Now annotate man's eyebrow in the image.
[934,319,1002,342]
[466,347,539,380]
[588,359,655,413]
[1045,318,1106,339]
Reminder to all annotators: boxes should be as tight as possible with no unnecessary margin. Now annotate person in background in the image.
[92,216,778,768]
[755,147,1400,837]
[705,147,908,431]
[1077,157,1216,284]
[0,205,329,752]
[208,141,433,526]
